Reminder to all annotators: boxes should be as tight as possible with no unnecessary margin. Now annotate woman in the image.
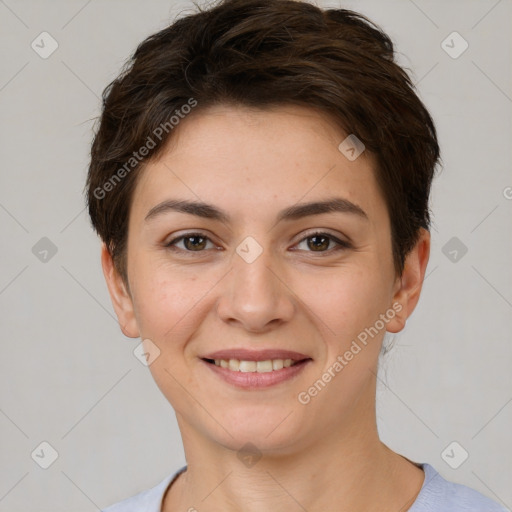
[87,0,507,510]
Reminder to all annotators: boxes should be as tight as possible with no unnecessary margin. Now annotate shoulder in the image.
[101,466,186,512]
[410,463,508,512]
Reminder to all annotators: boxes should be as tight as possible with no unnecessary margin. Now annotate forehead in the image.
[130,104,386,226]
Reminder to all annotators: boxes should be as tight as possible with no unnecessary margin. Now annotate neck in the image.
[163,380,424,512]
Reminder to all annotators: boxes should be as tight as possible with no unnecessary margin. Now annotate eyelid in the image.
[164,231,218,251]
[165,229,352,254]
[292,229,352,252]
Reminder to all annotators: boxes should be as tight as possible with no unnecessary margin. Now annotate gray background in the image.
[0,0,511,510]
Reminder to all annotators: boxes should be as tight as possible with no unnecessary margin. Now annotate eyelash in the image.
[164,231,352,255]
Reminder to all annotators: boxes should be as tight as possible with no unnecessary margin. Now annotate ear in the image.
[386,228,430,333]
[100,243,140,338]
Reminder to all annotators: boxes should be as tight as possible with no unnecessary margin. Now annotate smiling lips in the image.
[201,348,312,388]
[202,348,311,371]
[214,358,296,372]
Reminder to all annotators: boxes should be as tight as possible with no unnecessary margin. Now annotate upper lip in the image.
[202,349,311,362]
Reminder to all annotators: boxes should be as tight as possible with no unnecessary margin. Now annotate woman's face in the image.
[104,104,427,453]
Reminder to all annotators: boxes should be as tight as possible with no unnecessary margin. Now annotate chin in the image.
[203,406,308,455]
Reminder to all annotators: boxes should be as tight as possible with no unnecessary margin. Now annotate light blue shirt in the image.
[102,463,508,512]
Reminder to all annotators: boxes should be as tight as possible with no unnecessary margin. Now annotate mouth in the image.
[200,349,312,389]
[202,357,308,372]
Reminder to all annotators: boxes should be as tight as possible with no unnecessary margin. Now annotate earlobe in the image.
[100,243,140,338]
[386,229,431,334]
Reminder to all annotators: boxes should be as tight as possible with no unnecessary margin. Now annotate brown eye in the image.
[183,235,208,251]
[307,234,330,251]
[165,232,215,252]
[294,232,351,253]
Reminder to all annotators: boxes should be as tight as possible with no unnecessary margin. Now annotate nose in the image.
[216,242,295,334]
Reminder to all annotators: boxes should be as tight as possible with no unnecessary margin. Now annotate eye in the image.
[294,231,351,253]
[164,231,351,255]
[165,232,217,253]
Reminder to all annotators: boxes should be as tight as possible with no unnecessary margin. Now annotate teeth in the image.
[272,359,284,370]
[239,360,257,372]
[212,358,298,372]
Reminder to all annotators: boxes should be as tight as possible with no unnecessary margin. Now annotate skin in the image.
[102,104,430,512]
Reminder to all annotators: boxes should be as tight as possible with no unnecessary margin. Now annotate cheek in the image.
[295,266,390,344]
[128,252,229,366]
[132,270,206,342]
[296,268,392,395]
[129,266,216,404]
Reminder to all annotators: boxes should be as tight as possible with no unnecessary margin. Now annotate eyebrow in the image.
[144,197,368,224]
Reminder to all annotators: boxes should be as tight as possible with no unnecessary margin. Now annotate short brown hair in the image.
[86,0,440,283]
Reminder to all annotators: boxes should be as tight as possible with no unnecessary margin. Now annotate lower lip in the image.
[202,359,312,389]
